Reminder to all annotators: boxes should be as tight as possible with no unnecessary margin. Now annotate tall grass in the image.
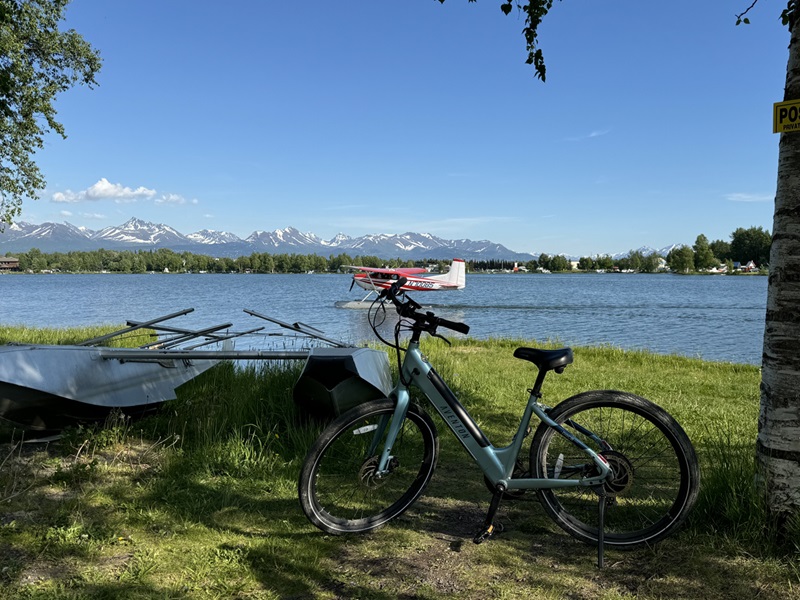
[0,326,774,548]
[134,334,784,553]
[143,360,318,483]
[1,329,797,598]
[0,323,157,347]
[413,337,792,553]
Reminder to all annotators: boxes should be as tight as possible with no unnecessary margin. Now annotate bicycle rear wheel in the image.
[299,398,439,534]
[530,390,699,549]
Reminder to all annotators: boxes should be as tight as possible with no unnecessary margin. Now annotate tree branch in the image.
[735,0,759,24]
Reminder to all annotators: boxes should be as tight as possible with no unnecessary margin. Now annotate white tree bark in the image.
[758,19,800,521]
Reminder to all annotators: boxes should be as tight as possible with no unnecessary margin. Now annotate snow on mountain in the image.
[321,233,351,246]
[246,227,321,248]
[0,216,682,261]
[186,229,243,244]
[0,221,96,252]
[25,222,91,242]
[91,218,189,245]
[656,243,682,256]
[1,221,34,242]
[609,245,681,260]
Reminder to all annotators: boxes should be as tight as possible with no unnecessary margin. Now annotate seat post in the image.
[530,367,548,398]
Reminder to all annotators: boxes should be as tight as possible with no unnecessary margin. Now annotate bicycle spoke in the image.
[532,391,698,548]
[299,400,438,534]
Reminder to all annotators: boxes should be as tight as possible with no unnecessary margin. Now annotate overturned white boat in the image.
[0,309,301,431]
[0,343,219,431]
[0,308,391,432]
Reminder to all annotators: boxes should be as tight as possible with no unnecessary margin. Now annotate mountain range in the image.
[0,217,679,261]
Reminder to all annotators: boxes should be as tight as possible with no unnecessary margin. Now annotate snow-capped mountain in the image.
[185,229,244,245]
[610,245,682,260]
[0,221,98,252]
[0,216,677,261]
[246,227,323,249]
[91,218,189,246]
[0,218,536,260]
[322,233,352,246]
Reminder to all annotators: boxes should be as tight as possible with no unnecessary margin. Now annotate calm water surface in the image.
[0,273,767,364]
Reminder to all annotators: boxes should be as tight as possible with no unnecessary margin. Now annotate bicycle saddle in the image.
[513,347,574,373]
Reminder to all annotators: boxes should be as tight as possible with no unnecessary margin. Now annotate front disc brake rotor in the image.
[358,456,399,489]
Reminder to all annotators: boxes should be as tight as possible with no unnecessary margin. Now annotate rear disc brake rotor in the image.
[600,450,635,497]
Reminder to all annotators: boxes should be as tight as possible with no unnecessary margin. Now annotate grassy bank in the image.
[0,324,159,348]
[1,331,798,599]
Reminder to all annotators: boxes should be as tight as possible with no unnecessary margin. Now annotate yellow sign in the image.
[774,100,800,133]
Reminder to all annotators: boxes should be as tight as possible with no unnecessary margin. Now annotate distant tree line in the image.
[3,248,448,275]
[508,226,771,274]
[664,227,772,274]
[3,226,771,275]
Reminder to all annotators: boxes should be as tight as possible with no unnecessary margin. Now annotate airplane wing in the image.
[344,265,428,275]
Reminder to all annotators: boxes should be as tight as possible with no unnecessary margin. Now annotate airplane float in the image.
[346,258,466,302]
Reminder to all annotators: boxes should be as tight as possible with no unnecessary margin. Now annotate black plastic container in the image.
[293,347,392,419]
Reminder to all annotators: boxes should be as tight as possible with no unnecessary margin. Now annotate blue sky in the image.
[23,0,786,257]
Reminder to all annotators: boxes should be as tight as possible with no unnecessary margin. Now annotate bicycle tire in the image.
[530,390,699,549]
[298,398,439,534]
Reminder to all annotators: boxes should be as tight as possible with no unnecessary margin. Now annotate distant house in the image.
[732,260,758,273]
[0,257,19,272]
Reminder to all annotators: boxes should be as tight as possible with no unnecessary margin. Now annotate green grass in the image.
[0,324,159,348]
[1,332,798,599]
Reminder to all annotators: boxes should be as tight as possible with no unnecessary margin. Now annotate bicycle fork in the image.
[370,388,412,477]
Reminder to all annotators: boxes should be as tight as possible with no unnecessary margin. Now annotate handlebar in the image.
[379,277,470,336]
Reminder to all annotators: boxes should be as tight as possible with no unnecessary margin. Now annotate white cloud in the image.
[565,129,611,142]
[155,193,187,205]
[51,190,80,203]
[59,210,73,217]
[52,178,156,203]
[88,178,156,201]
[725,193,773,203]
[80,212,107,220]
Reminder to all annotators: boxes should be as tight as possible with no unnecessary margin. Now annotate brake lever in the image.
[430,332,452,346]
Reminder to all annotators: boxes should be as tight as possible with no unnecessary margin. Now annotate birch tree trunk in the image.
[758,19,800,524]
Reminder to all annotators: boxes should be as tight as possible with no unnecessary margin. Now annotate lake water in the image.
[0,273,767,364]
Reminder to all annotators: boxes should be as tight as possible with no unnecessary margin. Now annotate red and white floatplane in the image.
[342,258,466,305]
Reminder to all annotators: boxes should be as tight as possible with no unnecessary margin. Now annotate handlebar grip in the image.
[380,277,407,300]
[436,317,470,335]
[390,277,407,296]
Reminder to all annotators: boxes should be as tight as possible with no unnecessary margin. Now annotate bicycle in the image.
[298,278,700,567]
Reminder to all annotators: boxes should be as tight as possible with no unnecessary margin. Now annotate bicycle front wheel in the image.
[531,390,699,549]
[298,398,439,535]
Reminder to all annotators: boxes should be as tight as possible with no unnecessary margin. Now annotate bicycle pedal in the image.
[473,522,503,544]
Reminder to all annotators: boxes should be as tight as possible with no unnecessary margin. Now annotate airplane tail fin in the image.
[428,259,466,289]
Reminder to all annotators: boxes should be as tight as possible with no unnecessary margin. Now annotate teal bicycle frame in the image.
[374,339,612,491]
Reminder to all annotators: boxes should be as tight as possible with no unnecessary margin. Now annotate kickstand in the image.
[473,490,504,544]
[597,488,607,569]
